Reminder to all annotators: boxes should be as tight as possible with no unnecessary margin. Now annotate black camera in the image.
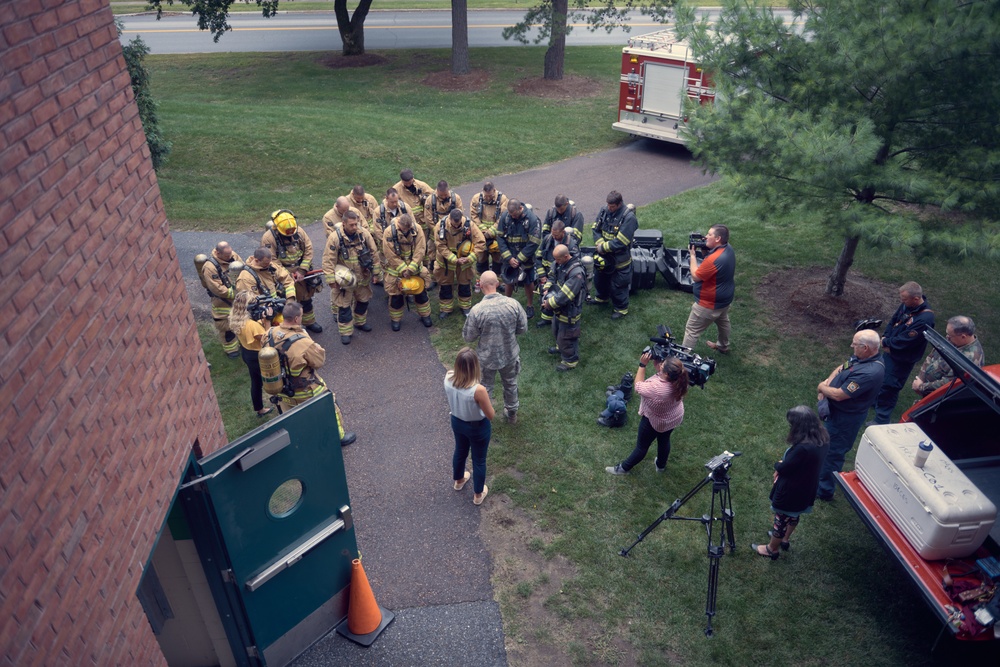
[642,324,717,388]
[249,294,286,321]
[358,245,375,272]
[705,450,740,473]
[689,233,708,249]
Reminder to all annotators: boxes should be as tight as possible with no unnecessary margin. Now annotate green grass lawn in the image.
[178,47,1000,666]
[149,47,626,230]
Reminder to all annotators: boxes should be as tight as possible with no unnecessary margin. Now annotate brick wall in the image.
[0,1,228,665]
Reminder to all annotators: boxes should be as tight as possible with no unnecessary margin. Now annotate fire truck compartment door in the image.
[187,392,356,666]
[641,63,686,118]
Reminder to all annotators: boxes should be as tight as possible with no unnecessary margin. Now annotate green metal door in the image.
[184,393,357,666]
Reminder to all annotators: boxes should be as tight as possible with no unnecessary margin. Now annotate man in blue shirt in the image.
[815,329,885,501]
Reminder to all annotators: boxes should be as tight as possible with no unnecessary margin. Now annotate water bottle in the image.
[914,440,933,468]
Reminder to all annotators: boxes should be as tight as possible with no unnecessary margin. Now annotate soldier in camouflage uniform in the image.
[200,241,242,357]
[261,210,323,333]
[912,315,985,397]
[462,271,528,424]
[322,210,379,345]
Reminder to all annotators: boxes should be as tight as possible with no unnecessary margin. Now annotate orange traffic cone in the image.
[347,558,382,634]
[337,556,394,646]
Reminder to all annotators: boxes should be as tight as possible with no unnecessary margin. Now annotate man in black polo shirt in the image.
[815,329,885,501]
[871,281,935,424]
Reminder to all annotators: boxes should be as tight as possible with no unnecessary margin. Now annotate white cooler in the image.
[855,423,997,560]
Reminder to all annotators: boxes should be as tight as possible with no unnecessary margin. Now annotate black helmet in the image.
[501,262,520,286]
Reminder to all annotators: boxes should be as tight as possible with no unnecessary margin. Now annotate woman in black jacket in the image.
[752,406,829,559]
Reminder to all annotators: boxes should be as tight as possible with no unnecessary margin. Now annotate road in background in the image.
[120,9,718,53]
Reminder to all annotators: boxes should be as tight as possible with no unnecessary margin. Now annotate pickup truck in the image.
[837,327,1000,641]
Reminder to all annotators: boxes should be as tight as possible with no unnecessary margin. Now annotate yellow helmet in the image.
[488,240,499,254]
[271,209,297,236]
[457,240,474,258]
[400,276,425,295]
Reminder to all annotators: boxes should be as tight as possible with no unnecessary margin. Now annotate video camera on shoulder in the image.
[249,294,286,321]
[689,233,708,249]
[642,324,717,388]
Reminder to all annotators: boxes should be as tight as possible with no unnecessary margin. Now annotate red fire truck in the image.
[612,29,715,145]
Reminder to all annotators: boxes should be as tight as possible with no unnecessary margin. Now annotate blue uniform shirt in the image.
[830,353,885,415]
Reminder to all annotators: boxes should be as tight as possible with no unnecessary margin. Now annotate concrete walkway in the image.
[172,138,715,666]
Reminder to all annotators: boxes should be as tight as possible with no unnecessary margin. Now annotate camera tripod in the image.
[619,455,738,636]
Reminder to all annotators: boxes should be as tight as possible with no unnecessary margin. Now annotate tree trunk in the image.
[826,234,860,297]
[335,0,374,56]
[451,0,470,75]
[544,0,568,81]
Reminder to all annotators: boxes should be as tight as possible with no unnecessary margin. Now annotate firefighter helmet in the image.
[488,240,499,254]
[333,266,357,288]
[593,254,609,273]
[501,262,520,286]
[457,239,474,258]
[271,209,297,236]
[400,276,425,295]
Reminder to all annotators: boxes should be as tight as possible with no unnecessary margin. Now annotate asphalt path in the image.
[120,9,718,53]
[174,139,714,664]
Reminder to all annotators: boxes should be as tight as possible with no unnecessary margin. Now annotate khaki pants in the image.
[682,302,731,350]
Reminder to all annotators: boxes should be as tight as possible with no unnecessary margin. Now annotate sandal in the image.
[751,543,779,560]
[767,530,791,551]
[473,485,489,505]
[454,471,471,491]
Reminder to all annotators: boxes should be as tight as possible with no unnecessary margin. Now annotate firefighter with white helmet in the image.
[382,213,433,331]
[469,181,508,276]
[196,241,243,358]
[435,208,486,318]
[263,301,356,445]
[496,199,542,319]
[591,190,638,320]
[262,209,323,334]
[322,210,379,345]
[234,246,296,307]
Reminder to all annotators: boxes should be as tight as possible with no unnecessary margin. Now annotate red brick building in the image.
[1,1,228,664]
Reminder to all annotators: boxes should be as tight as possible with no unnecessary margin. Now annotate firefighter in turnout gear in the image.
[422,180,464,279]
[375,188,409,279]
[392,168,432,236]
[591,190,638,320]
[346,185,383,284]
[496,199,542,319]
[536,220,582,327]
[322,196,365,239]
[435,208,486,318]
[382,213,434,330]
[262,209,323,334]
[235,246,296,305]
[470,181,509,276]
[543,244,586,371]
[264,302,356,445]
[199,241,243,357]
[542,194,585,236]
[322,210,379,345]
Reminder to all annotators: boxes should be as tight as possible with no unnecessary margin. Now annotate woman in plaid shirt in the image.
[606,353,689,475]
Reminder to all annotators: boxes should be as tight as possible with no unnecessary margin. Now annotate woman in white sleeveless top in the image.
[445,347,496,505]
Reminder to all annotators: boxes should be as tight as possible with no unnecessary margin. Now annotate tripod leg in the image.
[704,545,722,636]
[720,484,736,553]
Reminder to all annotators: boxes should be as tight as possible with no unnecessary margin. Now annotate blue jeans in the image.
[452,415,491,494]
[816,410,869,499]
[620,416,673,471]
[873,354,915,424]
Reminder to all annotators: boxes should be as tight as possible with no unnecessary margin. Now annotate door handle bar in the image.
[245,505,353,592]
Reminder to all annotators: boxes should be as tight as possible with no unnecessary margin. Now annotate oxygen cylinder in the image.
[259,346,284,395]
[194,254,210,289]
[228,260,245,286]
